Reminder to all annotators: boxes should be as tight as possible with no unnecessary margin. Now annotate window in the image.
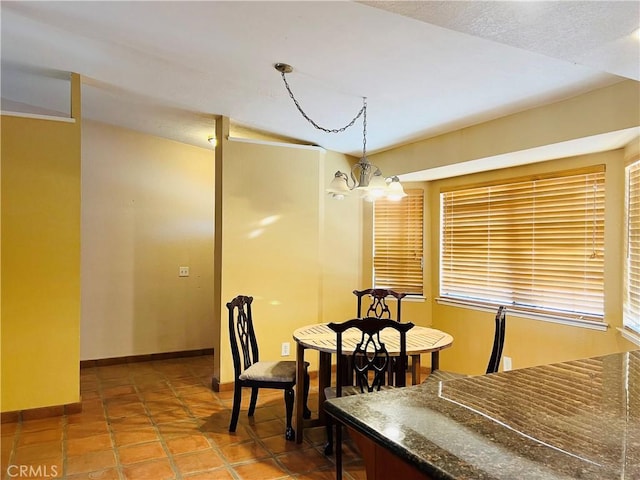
[624,159,640,334]
[373,188,424,295]
[440,167,605,323]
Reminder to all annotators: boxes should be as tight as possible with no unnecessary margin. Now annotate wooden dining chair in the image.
[323,317,414,479]
[353,288,406,320]
[353,288,420,382]
[227,295,310,441]
[424,305,507,383]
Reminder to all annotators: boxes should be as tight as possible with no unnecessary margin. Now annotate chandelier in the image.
[275,63,406,201]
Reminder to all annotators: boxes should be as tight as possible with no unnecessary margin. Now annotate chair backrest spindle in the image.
[227,295,260,377]
[485,306,507,374]
[353,288,407,321]
[329,317,414,397]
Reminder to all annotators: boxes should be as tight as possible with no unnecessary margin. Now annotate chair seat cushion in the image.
[239,361,300,383]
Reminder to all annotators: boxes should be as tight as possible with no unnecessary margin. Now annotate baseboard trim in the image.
[80,348,214,368]
[1,401,82,424]
[1,349,215,423]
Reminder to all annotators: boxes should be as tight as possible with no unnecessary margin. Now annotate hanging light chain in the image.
[362,97,367,159]
[275,64,405,199]
[278,69,366,134]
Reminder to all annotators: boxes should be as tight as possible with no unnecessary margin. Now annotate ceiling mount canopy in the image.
[275,63,405,201]
[274,63,293,74]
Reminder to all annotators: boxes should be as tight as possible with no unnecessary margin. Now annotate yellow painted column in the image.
[1,73,81,411]
[211,115,227,389]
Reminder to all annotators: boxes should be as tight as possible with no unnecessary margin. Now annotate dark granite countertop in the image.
[324,350,640,480]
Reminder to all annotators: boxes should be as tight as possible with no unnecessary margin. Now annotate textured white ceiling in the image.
[364,1,640,80]
[1,1,638,165]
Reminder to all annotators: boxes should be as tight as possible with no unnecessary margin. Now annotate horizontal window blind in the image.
[374,188,424,295]
[440,168,605,321]
[625,159,640,333]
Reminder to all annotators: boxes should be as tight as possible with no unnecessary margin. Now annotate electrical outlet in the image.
[281,342,290,357]
[179,266,190,277]
[503,356,512,371]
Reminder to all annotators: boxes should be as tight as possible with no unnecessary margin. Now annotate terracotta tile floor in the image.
[1,355,366,480]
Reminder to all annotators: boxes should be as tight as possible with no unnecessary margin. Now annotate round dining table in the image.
[292,322,453,444]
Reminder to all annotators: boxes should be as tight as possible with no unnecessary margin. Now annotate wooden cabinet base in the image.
[348,427,433,480]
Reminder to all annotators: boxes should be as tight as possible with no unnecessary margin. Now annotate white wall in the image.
[81,120,215,360]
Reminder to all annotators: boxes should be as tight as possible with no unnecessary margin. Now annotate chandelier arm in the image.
[352,158,373,188]
[279,71,366,134]
[350,167,360,189]
[340,171,356,190]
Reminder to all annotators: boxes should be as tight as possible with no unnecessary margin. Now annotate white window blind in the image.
[624,159,640,333]
[373,188,424,295]
[440,167,605,322]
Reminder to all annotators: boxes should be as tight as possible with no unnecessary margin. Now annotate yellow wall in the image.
[216,138,361,385]
[4,72,636,411]
[1,74,81,411]
[430,151,633,374]
[2,98,362,404]
[320,150,364,323]
[367,79,640,374]
[371,80,639,175]
[80,120,216,359]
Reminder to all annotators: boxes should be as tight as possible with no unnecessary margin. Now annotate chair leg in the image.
[303,370,311,419]
[335,421,343,480]
[324,417,333,455]
[229,383,242,432]
[388,357,396,385]
[248,387,259,417]
[284,387,295,441]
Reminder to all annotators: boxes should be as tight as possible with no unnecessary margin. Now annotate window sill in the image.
[618,327,640,346]
[435,297,609,331]
[404,295,426,303]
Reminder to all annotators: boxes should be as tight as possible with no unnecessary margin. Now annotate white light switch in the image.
[281,342,290,357]
[179,266,190,277]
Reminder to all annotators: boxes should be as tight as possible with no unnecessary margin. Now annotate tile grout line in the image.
[60,410,69,480]
[170,360,285,478]
[173,362,255,480]
[146,367,186,480]
[3,421,22,480]
[4,356,365,480]
[96,366,127,480]
[140,358,244,479]
[111,363,176,479]
[184,363,245,480]
[238,390,337,479]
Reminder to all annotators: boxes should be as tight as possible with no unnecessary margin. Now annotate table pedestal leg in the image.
[411,354,421,385]
[431,351,440,371]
